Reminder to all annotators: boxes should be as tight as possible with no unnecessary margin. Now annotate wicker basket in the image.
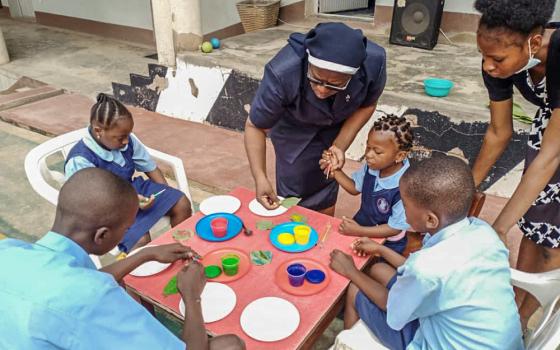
[236,0,280,33]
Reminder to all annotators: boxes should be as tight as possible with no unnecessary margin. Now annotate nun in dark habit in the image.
[244,22,387,215]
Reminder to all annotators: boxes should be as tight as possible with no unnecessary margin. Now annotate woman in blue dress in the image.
[65,94,192,253]
[244,22,387,215]
[472,0,560,332]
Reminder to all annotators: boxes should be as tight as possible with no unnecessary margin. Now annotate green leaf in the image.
[256,220,274,230]
[289,213,308,224]
[281,197,302,208]
[250,250,273,265]
[163,275,178,296]
[172,229,193,242]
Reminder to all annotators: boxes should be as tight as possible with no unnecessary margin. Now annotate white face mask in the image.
[515,37,541,74]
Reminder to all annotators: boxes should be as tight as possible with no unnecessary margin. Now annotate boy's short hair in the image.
[402,155,475,221]
[57,168,137,229]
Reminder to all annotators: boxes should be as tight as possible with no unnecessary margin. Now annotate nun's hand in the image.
[328,145,345,171]
[256,176,280,210]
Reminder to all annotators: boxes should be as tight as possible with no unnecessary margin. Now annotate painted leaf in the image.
[163,275,178,296]
[250,250,273,266]
[290,213,308,224]
[256,220,274,230]
[172,229,193,242]
[281,197,302,208]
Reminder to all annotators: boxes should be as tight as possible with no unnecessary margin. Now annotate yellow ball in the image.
[201,41,213,53]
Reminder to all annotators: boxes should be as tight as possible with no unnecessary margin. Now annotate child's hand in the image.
[177,261,206,300]
[329,249,358,278]
[339,216,362,236]
[351,237,382,257]
[319,150,334,178]
[138,194,155,210]
[145,243,201,263]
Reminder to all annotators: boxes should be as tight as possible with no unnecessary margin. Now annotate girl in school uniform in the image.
[65,93,192,253]
[325,115,413,254]
[244,22,387,216]
[472,0,560,331]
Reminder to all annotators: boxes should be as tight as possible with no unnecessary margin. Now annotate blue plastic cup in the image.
[287,263,307,287]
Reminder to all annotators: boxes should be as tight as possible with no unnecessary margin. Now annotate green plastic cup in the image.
[221,254,240,276]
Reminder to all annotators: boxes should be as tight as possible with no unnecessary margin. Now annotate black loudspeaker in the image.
[389,0,445,50]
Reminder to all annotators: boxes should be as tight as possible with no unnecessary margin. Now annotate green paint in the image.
[204,265,222,278]
[163,275,178,296]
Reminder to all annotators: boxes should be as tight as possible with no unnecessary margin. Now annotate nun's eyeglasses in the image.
[307,71,351,92]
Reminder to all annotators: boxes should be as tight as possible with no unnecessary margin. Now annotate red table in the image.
[124,187,380,349]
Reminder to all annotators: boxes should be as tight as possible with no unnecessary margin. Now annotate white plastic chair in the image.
[331,268,560,350]
[511,268,560,349]
[24,128,192,268]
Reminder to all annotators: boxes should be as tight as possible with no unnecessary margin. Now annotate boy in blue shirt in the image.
[0,168,245,350]
[330,155,523,350]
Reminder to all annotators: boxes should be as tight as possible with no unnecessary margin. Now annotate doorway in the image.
[318,0,375,19]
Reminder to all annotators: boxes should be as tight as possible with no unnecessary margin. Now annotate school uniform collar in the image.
[422,217,470,249]
[83,128,129,163]
[367,158,410,189]
[36,231,97,270]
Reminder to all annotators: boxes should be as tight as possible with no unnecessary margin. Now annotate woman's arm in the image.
[493,109,560,237]
[472,99,514,187]
[244,118,280,209]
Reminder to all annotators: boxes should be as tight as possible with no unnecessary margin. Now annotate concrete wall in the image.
[31,0,154,30]
[553,1,560,21]
[374,0,476,14]
[201,0,302,34]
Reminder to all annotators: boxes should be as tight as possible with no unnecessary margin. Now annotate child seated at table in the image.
[329,155,523,350]
[322,115,412,254]
[65,93,192,254]
[0,168,244,350]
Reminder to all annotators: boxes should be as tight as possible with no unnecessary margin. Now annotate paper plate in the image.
[275,258,331,296]
[269,222,319,253]
[179,282,237,323]
[248,196,287,217]
[195,213,242,242]
[199,195,241,215]
[240,297,300,342]
[128,246,171,277]
[200,247,251,283]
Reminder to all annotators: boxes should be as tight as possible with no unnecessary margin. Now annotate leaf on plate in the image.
[172,229,193,242]
[163,275,178,296]
[250,250,273,265]
[290,213,308,224]
[281,197,301,208]
[256,220,274,230]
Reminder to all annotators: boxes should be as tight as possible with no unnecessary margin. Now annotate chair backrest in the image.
[510,268,560,349]
[468,192,486,218]
[24,127,192,206]
[24,128,86,205]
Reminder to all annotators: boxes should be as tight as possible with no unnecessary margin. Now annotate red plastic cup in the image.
[210,217,228,238]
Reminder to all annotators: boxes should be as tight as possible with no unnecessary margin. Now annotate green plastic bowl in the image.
[424,78,454,97]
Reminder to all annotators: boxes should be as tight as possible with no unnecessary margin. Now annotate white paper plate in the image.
[179,282,237,323]
[240,297,300,342]
[248,196,287,217]
[199,195,241,215]
[128,246,171,277]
